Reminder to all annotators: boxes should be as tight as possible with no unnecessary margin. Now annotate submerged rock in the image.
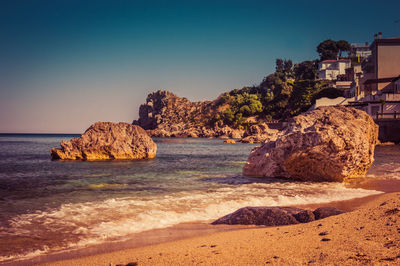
[50,122,157,160]
[212,206,344,226]
[243,106,379,182]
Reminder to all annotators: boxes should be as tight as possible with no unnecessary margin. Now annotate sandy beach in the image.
[37,191,400,266]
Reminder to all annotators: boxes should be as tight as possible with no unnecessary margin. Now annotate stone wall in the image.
[377,120,400,143]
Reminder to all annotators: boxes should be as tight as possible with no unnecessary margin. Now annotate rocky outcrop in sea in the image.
[243,106,379,182]
[133,90,244,138]
[50,122,157,160]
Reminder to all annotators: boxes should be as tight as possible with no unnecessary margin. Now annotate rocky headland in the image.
[133,90,246,139]
[50,122,157,160]
[133,90,286,142]
[243,106,379,182]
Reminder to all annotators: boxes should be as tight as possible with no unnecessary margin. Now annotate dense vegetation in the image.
[211,40,350,128]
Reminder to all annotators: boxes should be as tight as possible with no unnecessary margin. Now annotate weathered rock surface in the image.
[243,106,379,182]
[313,207,345,220]
[240,123,279,143]
[133,90,244,138]
[50,122,157,160]
[293,210,316,223]
[212,206,345,226]
[211,207,302,226]
[224,139,236,143]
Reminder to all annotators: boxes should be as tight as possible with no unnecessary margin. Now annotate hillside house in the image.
[318,59,351,80]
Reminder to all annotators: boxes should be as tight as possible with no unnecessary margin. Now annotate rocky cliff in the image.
[240,123,279,143]
[133,90,245,138]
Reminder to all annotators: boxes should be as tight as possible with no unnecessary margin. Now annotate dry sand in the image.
[40,192,400,266]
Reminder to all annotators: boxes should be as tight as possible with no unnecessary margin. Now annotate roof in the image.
[371,37,400,48]
[351,43,369,48]
[321,59,351,63]
[363,77,398,85]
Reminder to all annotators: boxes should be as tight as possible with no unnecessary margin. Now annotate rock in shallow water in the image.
[243,106,379,182]
[50,122,157,160]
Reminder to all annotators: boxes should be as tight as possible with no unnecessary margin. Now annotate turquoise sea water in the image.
[0,134,398,263]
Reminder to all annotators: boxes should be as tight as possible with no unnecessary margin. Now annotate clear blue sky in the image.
[1,0,400,133]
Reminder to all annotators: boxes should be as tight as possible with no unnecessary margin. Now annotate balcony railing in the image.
[375,112,400,120]
[361,93,400,102]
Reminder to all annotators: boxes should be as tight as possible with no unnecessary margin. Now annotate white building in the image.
[318,59,351,80]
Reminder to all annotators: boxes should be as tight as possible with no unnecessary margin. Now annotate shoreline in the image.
[38,191,400,266]
[8,177,399,266]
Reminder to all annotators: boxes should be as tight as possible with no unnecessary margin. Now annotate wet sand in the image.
[22,178,398,266]
[37,191,400,265]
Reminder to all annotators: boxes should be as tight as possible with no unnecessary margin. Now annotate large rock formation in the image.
[240,123,279,143]
[243,106,379,182]
[50,122,157,160]
[211,206,345,226]
[133,90,244,138]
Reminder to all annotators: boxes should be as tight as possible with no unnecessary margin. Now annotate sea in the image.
[0,134,399,264]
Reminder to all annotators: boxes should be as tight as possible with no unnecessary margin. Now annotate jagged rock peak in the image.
[134,90,211,130]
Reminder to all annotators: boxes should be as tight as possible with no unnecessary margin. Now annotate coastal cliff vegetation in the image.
[136,40,350,135]
[208,39,352,128]
[212,60,343,128]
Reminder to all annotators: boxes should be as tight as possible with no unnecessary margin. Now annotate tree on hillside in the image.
[294,60,318,80]
[317,39,351,60]
[219,92,263,127]
[317,39,339,60]
[275,58,293,74]
[337,40,351,58]
[276,58,284,73]
[283,59,293,74]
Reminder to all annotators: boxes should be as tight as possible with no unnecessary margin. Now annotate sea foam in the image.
[1,181,382,263]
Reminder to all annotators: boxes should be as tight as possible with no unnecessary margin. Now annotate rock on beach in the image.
[212,206,345,226]
[243,106,379,182]
[50,122,157,160]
